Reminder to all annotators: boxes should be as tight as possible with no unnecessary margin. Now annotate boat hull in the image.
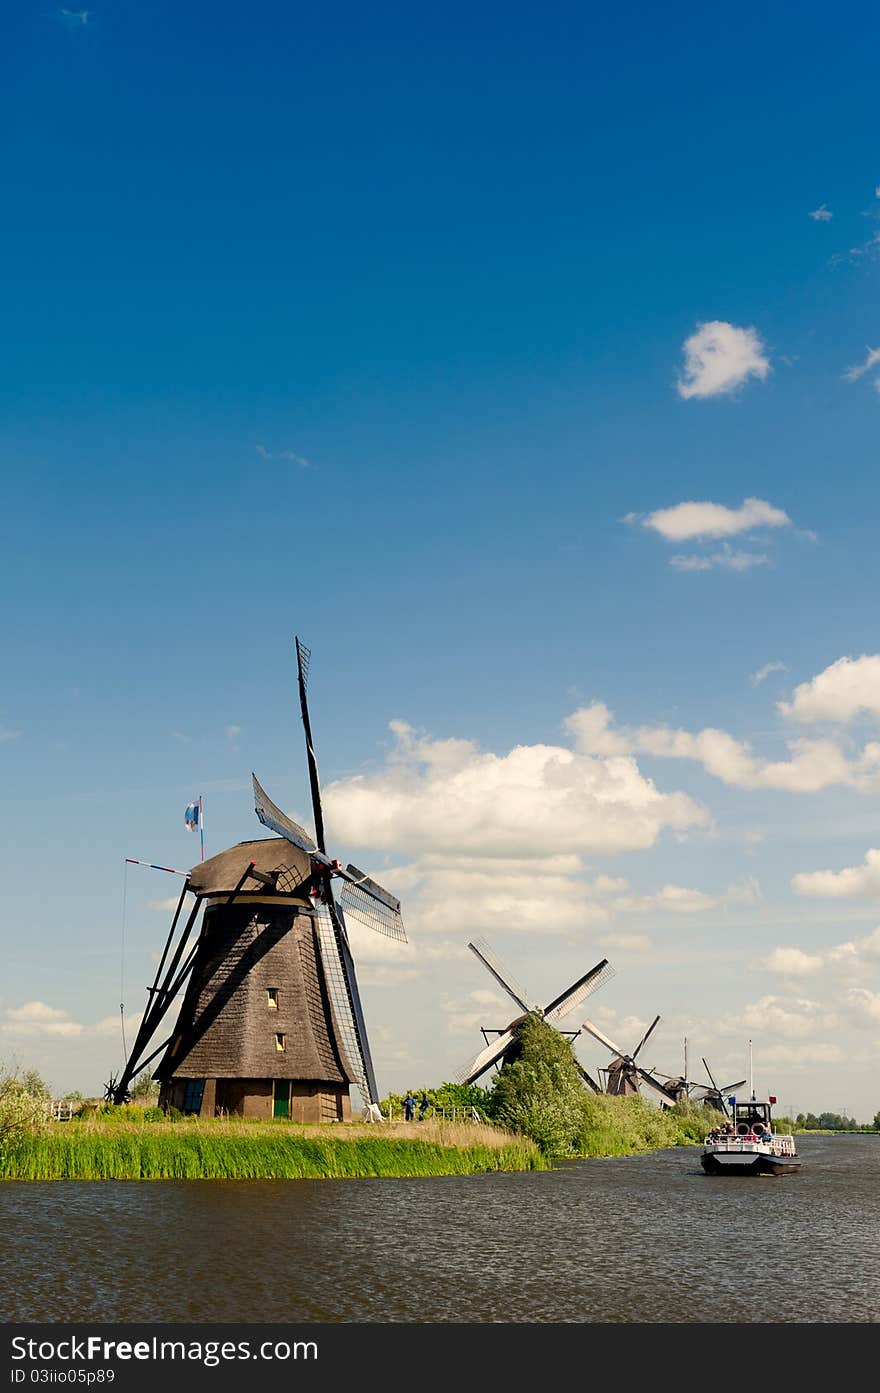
[701,1150,800,1177]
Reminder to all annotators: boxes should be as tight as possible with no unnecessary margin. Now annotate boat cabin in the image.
[734,1100,773,1135]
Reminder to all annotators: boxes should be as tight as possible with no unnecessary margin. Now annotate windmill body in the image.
[110,639,406,1120]
[154,840,357,1121]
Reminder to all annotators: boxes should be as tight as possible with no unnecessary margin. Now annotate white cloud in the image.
[225,724,241,741]
[324,720,707,860]
[2,1002,83,1038]
[255,444,310,467]
[758,1041,846,1068]
[739,995,838,1040]
[637,497,790,542]
[792,848,880,899]
[847,988,880,1025]
[592,1006,650,1045]
[442,989,509,1037]
[751,661,787,686]
[670,547,770,573]
[357,965,421,989]
[595,931,653,954]
[676,321,770,400]
[396,856,612,938]
[6,1002,69,1023]
[146,897,182,912]
[591,874,629,894]
[757,947,824,977]
[0,727,21,742]
[608,884,718,915]
[843,347,880,384]
[324,719,713,951]
[755,926,880,979]
[779,654,880,723]
[567,701,859,793]
[808,204,833,222]
[0,1002,143,1041]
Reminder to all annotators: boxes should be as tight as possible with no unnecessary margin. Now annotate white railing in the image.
[705,1133,796,1155]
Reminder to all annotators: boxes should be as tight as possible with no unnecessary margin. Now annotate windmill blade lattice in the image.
[636,1066,679,1106]
[339,868,407,942]
[252,773,317,855]
[580,1017,627,1058]
[315,903,372,1105]
[543,960,615,1024]
[457,1027,522,1085]
[468,938,536,1013]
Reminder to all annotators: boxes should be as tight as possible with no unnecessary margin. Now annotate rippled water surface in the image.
[2,1135,877,1323]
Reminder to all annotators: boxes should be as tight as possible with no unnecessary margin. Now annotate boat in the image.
[700,1093,800,1176]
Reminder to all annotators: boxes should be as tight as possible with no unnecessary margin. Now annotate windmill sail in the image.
[296,637,327,852]
[468,939,536,1013]
[581,1017,627,1057]
[636,1067,679,1106]
[315,902,379,1106]
[339,868,407,942]
[458,1026,522,1085]
[543,959,614,1024]
[630,1014,661,1060]
[252,773,317,855]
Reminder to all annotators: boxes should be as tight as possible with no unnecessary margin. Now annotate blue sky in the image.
[2,2,880,1116]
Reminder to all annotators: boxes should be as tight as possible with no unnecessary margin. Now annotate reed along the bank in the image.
[0,1117,547,1181]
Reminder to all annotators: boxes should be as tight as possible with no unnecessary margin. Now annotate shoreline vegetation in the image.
[7,1022,874,1182]
[0,1100,717,1182]
[0,1117,546,1182]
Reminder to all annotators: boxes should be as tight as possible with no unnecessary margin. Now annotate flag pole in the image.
[199,794,205,862]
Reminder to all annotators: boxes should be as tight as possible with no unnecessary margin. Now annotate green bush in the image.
[379,1081,491,1120]
[0,1067,50,1155]
[487,1016,588,1155]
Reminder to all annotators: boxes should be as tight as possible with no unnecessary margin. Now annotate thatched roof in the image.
[188,838,312,900]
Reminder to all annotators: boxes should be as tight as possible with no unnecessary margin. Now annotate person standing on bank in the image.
[418,1092,429,1121]
[403,1091,416,1122]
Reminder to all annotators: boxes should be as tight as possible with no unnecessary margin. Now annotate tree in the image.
[20,1068,51,1101]
[129,1069,159,1103]
[0,1064,50,1152]
[487,1014,587,1156]
[874,1110,880,1132]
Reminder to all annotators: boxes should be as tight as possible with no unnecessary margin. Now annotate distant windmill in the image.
[580,1015,679,1107]
[690,1058,747,1116]
[458,938,614,1090]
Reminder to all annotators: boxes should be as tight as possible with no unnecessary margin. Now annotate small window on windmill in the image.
[267,988,279,1011]
[275,1032,286,1052]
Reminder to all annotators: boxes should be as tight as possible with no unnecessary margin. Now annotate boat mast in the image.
[749,1038,754,1100]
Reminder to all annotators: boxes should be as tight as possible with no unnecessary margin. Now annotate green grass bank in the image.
[0,1117,547,1181]
[573,1093,719,1157]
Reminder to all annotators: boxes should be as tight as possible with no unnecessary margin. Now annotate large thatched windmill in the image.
[108,638,406,1121]
[458,938,614,1090]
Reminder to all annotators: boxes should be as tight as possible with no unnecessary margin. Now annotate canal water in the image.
[2,1135,877,1323]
